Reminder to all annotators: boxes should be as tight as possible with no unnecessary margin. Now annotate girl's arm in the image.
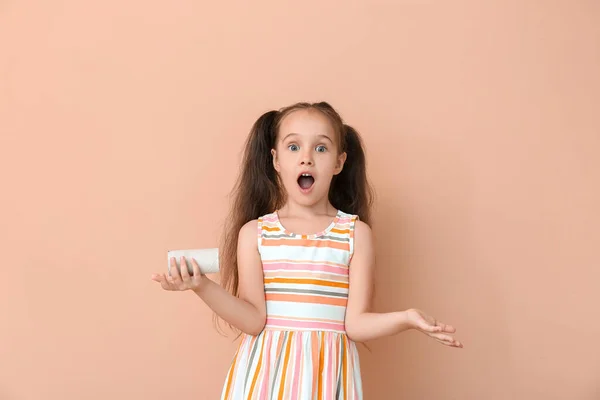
[154,220,266,336]
[192,220,266,335]
[344,221,462,347]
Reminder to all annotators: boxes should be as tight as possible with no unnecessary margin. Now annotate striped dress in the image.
[220,209,363,399]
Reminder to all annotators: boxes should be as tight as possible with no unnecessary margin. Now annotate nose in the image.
[300,150,313,166]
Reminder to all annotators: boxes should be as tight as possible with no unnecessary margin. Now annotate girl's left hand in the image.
[407,308,463,348]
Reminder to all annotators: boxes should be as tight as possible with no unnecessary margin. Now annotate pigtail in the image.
[329,124,375,225]
[216,110,282,335]
[238,110,281,216]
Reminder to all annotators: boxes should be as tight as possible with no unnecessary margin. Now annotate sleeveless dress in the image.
[220,209,363,399]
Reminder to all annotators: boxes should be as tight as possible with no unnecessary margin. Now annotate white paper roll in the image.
[167,248,219,275]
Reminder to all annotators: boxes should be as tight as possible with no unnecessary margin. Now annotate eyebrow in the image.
[282,133,334,144]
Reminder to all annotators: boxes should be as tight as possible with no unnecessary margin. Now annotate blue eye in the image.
[316,145,327,153]
[288,144,299,151]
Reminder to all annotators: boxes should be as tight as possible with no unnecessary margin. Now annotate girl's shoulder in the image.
[256,211,277,226]
[336,209,361,227]
[336,209,357,220]
[336,210,371,237]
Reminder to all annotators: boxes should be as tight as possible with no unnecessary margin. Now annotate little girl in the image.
[152,101,463,399]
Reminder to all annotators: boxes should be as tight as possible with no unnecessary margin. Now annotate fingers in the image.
[416,313,456,334]
[180,256,191,281]
[170,257,183,285]
[162,277,175,290]
[429,332,463,348]
[153,257,205,292]
[151,273,176,291]
[411,310,463,348]
[418,320,444,333]
[168,257,177,277]
[409,309,444,333]
[429,332,455,343]
[191,258,202,276]
[440,337,463,348]
[434,338,462,348]
[435,321,456,333]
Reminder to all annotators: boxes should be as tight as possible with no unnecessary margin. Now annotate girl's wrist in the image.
[403,308,417,330]
[192,275,211,295]
[391,310,414,334]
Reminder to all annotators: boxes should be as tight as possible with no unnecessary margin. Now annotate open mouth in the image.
[297,173,315,190]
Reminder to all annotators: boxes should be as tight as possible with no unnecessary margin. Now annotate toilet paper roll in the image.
[167,248,219,275]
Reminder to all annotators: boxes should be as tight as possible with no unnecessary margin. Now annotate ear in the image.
[271,148,280,172]
[334,151,347,175]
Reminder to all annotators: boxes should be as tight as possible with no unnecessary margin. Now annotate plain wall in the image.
[1,1,599,399]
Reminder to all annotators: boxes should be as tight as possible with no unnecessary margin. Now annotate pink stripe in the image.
[263,262,348,275]
[266,318,345,332]
[260,334,273,397]
[291,334,301,397]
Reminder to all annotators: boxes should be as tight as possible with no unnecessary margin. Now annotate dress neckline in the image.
[273,209,341,238]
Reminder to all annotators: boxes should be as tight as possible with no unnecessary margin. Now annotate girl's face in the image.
[271,109,347,207]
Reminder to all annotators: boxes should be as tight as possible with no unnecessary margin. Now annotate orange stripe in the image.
[330,228,350,234]
[264,271,349,281]
[247,335,266,397]
[266,293,347,306]
[264,277,349,289]
[317,331,324,400]
[222,340,244,399]
[262,238,350,251]
[263,225,281,232]
[277,332,294,400]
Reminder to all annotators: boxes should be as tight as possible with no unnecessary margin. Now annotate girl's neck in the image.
[277,201,337,219]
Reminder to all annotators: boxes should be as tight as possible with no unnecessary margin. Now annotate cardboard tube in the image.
[167,248,219,275]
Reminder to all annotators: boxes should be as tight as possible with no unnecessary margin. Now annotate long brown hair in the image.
[216,101,375,334]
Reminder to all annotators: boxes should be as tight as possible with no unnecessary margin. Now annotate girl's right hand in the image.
[151,256,208,292]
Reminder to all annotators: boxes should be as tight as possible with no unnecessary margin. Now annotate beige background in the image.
[1,1,599,399]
